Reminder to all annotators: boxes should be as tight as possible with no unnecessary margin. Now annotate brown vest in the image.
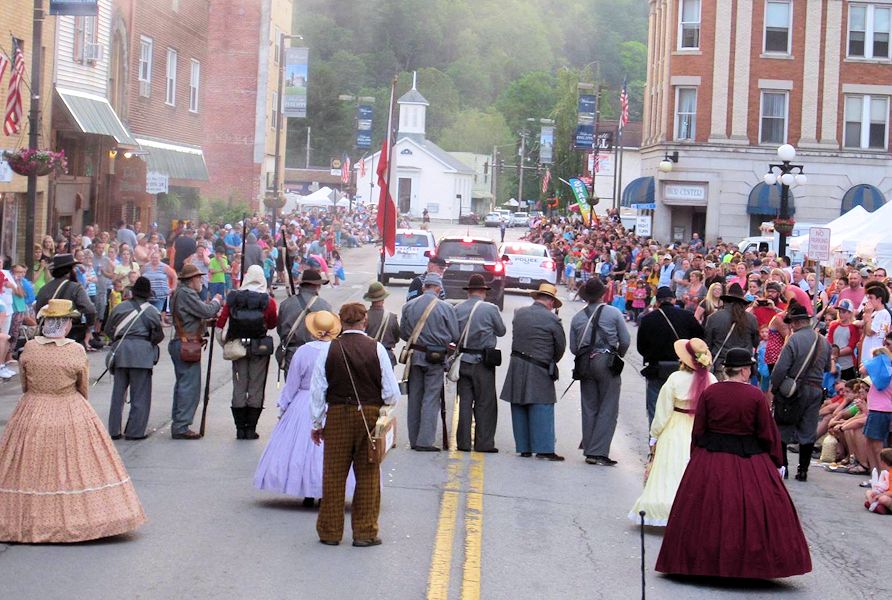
[325,333,384,406]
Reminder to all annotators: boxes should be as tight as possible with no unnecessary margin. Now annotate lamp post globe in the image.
[659,160,673,173]
[781,173,795,186]
[795,174,807,186]
[777,144,796,162]
[764,173,777,186]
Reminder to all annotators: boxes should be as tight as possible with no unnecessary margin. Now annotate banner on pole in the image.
[356,104,373,149]
[282,47,309,118]
[574,93,598,150]
[50,0,98,16]
[568,178,592,224]
[539,125,554,164]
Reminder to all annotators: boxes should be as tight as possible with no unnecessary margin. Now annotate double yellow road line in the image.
[426,393,485,600]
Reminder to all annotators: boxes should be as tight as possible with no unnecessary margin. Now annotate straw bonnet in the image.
[673,338,712,371]
[305,310,342,341]
[530,282,563,308]
[38,298,81,319]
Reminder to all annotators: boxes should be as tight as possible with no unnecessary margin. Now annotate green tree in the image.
[495,71,558,135]
[438,109,513,154]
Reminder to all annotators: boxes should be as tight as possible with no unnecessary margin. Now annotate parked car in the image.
[377,229,437,285]
[510,211,530,228]
[458,212,479,225]
[483,212,503,227]
[499,242,556,289]
[437,236,506,310]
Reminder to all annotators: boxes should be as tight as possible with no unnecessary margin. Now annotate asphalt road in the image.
[0,222,884,599]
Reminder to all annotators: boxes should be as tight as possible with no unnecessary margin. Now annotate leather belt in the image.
[673,407,694,414]
[511,351,551,371]
[411,343,428,352]
[327,394,384,406]
[459,347,485,355]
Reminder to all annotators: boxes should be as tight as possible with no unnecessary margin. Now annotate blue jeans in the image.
[169,340,203,434]
[150,298,166,312]
[208,282,225,299]
[510,404,555,454]
[199,285,208,301]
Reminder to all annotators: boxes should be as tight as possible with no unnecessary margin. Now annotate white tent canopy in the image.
[791,203,892,259]
[788,205,868,251]
[282,186,345,213]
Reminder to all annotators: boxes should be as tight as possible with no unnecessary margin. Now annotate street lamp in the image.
[659,151,679,173]
[765,144,806,257]
[273,32,304,241]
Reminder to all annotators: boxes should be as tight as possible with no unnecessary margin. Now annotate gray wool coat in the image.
[104,299,164,369]
[499,301,566,405]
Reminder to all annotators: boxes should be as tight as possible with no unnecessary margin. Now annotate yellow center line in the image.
[427,457,462,600]
[461,452,484,600]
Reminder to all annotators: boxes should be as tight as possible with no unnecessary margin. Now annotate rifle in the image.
[440,386,449,450]
[199,322,215,437]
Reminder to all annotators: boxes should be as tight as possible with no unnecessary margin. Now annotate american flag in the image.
[541,167,551,194]
[593,152,601,174]
[619,77,629,131]
[340,154,351,185]
[4,39,24,136]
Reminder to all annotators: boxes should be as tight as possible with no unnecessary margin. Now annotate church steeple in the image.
[397,72,429,138]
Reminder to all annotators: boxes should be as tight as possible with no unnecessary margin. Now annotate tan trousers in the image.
[316,404,382,542]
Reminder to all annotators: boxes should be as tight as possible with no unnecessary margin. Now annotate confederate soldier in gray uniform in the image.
[454,274,506,452]
[364,282,400,366]
[500,283,567,461]
[770,302,831,481]
[406,255,447,302]
[570,278,630,466]
[105,276,164,440]
[277,268,331,377]
[400,273,459,451]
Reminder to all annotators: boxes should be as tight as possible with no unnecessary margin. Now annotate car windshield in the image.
[503,244,546,257]
[438,240,498,261]
[396,234,429,247]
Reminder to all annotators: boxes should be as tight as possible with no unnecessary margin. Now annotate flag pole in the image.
[615,126,625,211]
[378,75,398,283]
[25,2,44,275]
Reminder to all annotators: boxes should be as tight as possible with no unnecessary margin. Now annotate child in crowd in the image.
[865,448,892,514]
[209,246,229,298]
[230,253,242,290]
[331,250,345,287]
[826,379,870,472]
[860,335,892,472]
[630,275,647,323]
[564,257,576,291]
[109,277,124,313]
[823,345,842,396]
[262,249,276,291]
[755,325,771,391]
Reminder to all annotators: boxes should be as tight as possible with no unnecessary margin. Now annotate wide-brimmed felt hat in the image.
[783,302,811,323]
[673,338,712,371]
[132,276,152,299]
[363,281,390,302]
[305,310,341,341]
[37,298,80,319]
[299,268,327,286]
[463,273,491,291]
[178,264,202,280]
[723,347,757,368]
[655,286,674,301]
[578,278,605,303]
[51,253,79,273]
[530,283,563,308]
[720,283,749,304]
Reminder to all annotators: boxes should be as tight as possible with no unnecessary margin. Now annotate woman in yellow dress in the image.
[629,338,715,526]
[0,299,146,543]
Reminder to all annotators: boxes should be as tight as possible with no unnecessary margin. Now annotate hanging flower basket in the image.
[773,217,796,235]
[2,148,67,177]
[263,191,286,210]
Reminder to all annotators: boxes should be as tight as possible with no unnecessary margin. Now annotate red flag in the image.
[376,140,396,255]
[358,156,366,178]
[4,40,25,136]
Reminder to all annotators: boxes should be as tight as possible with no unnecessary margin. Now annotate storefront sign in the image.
[663,183,707,206]
[635,214,652,237]
[282,47,309,119]
[146,171,169,194]
[807,227,831,262]
[50,0,98,16]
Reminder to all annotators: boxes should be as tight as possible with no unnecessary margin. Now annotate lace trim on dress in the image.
[0,477,131,496]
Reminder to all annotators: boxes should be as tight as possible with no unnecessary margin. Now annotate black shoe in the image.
[413,446,441,452]
[476,448,499,453]
[585,455,617,466]
[302,497,316,508]
[319,539,339,546]
[456,447,472,452]
[124,435,147,441]
[352,538,382,547]
[244,407,262,440]
[110,434,122,440]
[519,452,532,458]
[535,453,565,462]
[171,430,201,440]
[795,469,808,482]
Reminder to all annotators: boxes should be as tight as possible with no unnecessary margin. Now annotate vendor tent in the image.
[788,205,868,251]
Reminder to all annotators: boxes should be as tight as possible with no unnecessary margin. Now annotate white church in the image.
[354,82,475,221]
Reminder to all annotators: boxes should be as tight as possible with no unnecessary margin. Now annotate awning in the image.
[747,182,796,216]
[841,184,886,215]
[621,176,654,208]
[56,87,137,147]
[135,137,209,181]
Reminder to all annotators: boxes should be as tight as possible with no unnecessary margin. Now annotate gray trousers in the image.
[169,340,202,434]
[456,361,498,451]
[231,354,271,408]
[777,385,823,444]
[108,368,153,438]
[579,354,622,457]
[407,363,445,448]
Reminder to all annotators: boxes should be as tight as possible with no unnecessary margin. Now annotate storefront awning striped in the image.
[621,176,654,208]
[841,184,886,215]
[135,137,209,182]
[747,182,796,216]
[55,87,138,147]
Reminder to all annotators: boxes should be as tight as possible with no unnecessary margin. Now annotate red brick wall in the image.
[126,0,206,146]
[201,0,263,205]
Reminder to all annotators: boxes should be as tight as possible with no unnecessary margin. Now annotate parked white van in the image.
[378,229,437,284]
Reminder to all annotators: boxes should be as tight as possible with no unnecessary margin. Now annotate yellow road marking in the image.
[461,452,484,600]
[427,458,462,600]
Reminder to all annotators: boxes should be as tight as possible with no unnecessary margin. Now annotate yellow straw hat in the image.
[305,310,342,341]
[37,299,81,319]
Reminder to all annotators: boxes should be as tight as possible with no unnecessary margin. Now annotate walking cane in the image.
[199,323,215,437]
[639,510,647,600]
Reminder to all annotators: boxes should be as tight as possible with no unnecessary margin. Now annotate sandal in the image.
[846,464,869,475]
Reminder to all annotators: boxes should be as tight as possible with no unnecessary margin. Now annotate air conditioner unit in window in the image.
[139,80,151,98]
[84,43,104,62]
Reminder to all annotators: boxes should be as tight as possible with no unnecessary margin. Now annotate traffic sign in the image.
[807,227,831,262]
[631,203,656,210]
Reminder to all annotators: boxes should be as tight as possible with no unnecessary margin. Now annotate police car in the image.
[498,242,556,289]
[378,229,437,285]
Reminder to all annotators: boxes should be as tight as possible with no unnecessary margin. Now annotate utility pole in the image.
[305,126,311,168]
[25,0,45,272]
[517,132,526,205]
[491,145,498,211]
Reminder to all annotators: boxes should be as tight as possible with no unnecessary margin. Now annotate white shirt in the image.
[310,330,400,430]
[863,307,891,360]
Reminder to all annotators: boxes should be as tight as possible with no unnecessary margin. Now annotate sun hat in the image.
[463,273,491,291]
[305,310,341,341]
[530,282,563,308]
[673,338,712,371]
[37,299,80,319]
[363,281,390,302]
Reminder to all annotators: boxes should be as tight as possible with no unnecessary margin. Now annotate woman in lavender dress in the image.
[254,311,354,507]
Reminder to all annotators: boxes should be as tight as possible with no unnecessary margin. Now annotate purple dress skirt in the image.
[254,341,356,499]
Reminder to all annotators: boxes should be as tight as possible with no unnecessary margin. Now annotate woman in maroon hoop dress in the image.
[655,347,811,579]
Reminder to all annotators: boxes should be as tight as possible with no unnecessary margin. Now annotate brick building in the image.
[202,0,293,209]
[0,1,55,263]
[638,0,892,244]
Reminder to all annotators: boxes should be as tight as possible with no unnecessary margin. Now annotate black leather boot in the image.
[231,407,247,440]
[796,443,814,481]
[244,407,262,440]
